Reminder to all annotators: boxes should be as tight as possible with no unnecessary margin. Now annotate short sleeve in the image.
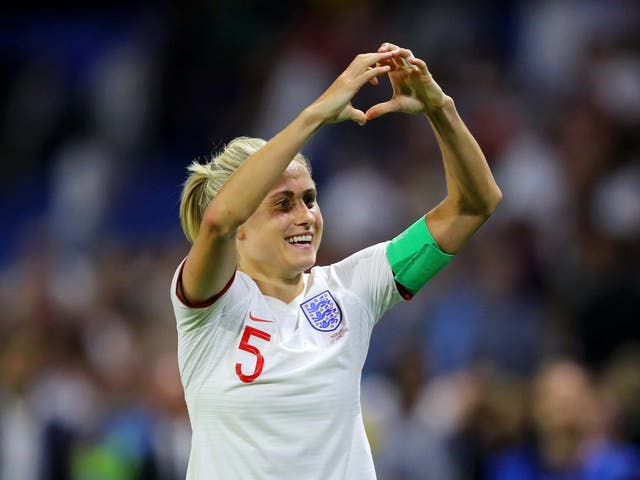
[169,258,249,333]
[328,242,403,326]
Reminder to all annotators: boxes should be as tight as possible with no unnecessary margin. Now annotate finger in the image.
[365,101,400,120]
[355,50,400,69]
[378,42,400,52]
[396,47,414,59]
[377,45,415,69]
[348,106,367,126]
[392,55,407,69]
[376,58,397,71]
[408,57,429,74]
[367,66,380,85]
[364,65,391,83]
[393,48,416,69]
[378,44,410,68]
[377,57,394,66]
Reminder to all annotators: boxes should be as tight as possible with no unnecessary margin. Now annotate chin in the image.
[297,257,317,272]
[281,242,320,274]
[291,253,317,273]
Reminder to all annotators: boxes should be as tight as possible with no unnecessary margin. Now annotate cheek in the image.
[315,209,324,234]
[252,215,287,246]
[240,215,272,248]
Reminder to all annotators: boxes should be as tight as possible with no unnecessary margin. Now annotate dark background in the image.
[1,1,640,479]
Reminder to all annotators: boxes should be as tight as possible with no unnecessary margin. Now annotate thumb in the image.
[365,101,399,120]
[346,106,367,126]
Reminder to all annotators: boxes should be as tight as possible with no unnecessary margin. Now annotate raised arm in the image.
[181,50,400,304]
[366,43,502,254]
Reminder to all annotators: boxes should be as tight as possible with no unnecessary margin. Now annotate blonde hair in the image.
[179,136,311,243]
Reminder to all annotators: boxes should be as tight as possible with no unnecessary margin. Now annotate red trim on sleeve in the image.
[395,281,414,301]
[176,261,236,309]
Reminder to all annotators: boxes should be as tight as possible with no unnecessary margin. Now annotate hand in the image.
[365,43,447,120]
[309,50,401,126]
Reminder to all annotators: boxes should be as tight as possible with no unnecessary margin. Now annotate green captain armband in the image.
[386,217,454,297]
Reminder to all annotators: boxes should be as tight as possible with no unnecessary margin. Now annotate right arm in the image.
[180,50,400,304]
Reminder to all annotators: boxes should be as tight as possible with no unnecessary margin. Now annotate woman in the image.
[170,43,501,479]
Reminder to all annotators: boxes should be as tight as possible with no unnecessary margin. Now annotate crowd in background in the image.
[1,1,640,479]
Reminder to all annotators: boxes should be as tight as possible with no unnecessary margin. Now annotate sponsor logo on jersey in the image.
[300,290,342,332]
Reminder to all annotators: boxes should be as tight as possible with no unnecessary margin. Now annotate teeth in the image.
[286,234,312,244]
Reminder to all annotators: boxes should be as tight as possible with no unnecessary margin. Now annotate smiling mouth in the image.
[285,234,313,248]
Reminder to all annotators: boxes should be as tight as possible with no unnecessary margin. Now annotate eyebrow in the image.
[268,188,317,200]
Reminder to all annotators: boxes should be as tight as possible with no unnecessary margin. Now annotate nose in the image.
[294,201,314,227]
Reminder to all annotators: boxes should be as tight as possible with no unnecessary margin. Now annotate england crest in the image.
[301,290,342,332]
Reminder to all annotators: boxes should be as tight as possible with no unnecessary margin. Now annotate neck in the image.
[239,266,304,303]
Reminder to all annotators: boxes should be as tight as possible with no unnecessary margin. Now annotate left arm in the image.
[423,97,502,253]
[367,43,502,254]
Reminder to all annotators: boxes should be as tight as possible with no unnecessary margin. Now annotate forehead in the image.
[269,162,314,193]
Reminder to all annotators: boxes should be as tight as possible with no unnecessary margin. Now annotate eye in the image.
[276,198,291,210]
[304,194,317,208]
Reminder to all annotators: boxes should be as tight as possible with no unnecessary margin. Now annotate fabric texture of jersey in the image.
[170,242,404,480]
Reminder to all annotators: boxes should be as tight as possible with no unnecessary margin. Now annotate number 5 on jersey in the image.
[235,326,271,383]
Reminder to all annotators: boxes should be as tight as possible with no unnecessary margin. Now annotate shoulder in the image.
[170,261,258,331]
[308,242,393,300]
[313,242,390,275]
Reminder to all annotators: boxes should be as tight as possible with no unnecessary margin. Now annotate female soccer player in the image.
[171,43,501,479]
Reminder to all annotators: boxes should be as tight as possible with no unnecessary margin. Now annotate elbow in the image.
[485,186,503,216]
[458,186,502,218]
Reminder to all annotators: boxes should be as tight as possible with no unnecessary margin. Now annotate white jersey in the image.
[170,242,403,480]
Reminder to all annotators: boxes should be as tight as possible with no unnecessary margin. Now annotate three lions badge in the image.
[301,290,342,332]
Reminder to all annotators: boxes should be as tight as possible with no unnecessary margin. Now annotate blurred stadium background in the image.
[1,1,640,479]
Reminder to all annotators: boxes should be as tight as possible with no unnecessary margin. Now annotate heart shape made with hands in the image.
[364,47,445,122]
[321,46,446,126]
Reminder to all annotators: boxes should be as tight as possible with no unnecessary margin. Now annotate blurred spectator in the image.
[486,360,640,480]
[362,345,472,480]
[599,344,640,446]
[423,224,546,377]
[1,2,640,478]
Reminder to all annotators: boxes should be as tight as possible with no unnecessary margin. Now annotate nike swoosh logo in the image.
[249,312,273,323]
